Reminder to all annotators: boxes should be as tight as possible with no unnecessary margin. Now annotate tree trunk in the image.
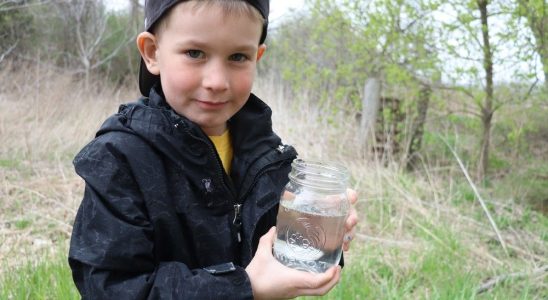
[477,0,494,181]
[406,85,431,171]
[544,61,548,92]
[537,31,548,91]
[529,5,547,91]
[360,77,381,155]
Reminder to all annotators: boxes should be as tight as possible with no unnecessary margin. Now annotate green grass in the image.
[0,250,79,300]
[0,158,20,169]
[13,219,32,230]
[301,247,545,300]
[3,245,544,300]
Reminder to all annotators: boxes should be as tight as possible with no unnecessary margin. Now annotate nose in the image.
[202,60,229,92]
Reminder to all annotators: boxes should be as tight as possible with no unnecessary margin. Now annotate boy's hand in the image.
[246,227,341,299]
[343,188,359,251]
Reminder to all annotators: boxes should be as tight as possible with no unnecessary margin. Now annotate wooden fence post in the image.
[359,77,381,155]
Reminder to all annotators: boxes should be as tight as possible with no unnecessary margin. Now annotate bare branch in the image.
[0,42,18,64]
[0,0,50,12]
[447,107,483,118]
[389,52,480,103]
[477,265,548,294]
[91,34,135,70]
[520,78,540,102]
[441,136,509,257]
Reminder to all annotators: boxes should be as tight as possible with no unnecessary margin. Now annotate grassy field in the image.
[0,66,546,299]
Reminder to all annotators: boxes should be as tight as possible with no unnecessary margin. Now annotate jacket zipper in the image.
[233,203,242,242]
[178,122,242,242]
[179,123,237,196]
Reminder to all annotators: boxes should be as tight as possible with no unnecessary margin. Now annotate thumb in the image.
[257,226,276,254]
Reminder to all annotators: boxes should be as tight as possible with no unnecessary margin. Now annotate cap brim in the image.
[139,58,160,97]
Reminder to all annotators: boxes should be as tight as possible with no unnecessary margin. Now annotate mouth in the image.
[195,99,228,109]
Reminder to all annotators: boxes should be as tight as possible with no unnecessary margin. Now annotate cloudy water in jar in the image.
[273,199,346,273]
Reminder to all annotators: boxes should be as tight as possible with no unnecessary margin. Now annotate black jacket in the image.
[69,87,297,299]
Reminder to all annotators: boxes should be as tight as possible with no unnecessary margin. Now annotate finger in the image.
[282,190,296,200]
[345,207,358,231]
[346,188,358,205]
[342,229,355,251]
[300,266,341,296]
[265,226,276,243]
[343,242,349,252]
[292,266,338,290]
[256,226,276,254]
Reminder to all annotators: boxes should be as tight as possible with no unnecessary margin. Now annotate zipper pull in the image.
[233,204,242,243]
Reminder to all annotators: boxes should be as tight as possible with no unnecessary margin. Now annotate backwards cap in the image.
[139,0,270,96]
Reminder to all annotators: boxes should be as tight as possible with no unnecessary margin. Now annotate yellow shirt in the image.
[209,130,233,175]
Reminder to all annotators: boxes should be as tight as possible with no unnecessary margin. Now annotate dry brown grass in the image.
[0,63,137,270]
[1,64,546,294]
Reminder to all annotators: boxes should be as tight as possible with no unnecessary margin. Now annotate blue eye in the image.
[229,53,248,62]
[186,50,204,59]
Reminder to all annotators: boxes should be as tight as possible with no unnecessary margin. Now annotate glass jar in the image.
[273,159,349,273]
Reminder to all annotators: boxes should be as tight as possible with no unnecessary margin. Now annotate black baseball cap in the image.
[139,0,270,96]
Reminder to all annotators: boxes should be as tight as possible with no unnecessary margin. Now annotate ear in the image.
[136,32,160,75]
[256,44,267,62]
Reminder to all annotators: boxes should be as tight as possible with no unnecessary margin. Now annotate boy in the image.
[69,0,358,299]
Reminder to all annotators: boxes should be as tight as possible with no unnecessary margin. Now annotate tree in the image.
[437,0,519,180]
[0,0,41,63]
[267,0,440,158]
[98,5,143,85]
[477,0,495,181]
[437,0,545,180]
[516,0,548,91]
[54,0,133,87]
[16,0,138,87]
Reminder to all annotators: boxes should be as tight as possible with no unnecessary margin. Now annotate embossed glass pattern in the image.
[273,159,349,273]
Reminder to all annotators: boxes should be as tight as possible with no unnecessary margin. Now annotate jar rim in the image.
[289,159,349,192]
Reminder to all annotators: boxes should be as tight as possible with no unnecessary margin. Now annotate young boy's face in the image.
[138,1,266,136]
